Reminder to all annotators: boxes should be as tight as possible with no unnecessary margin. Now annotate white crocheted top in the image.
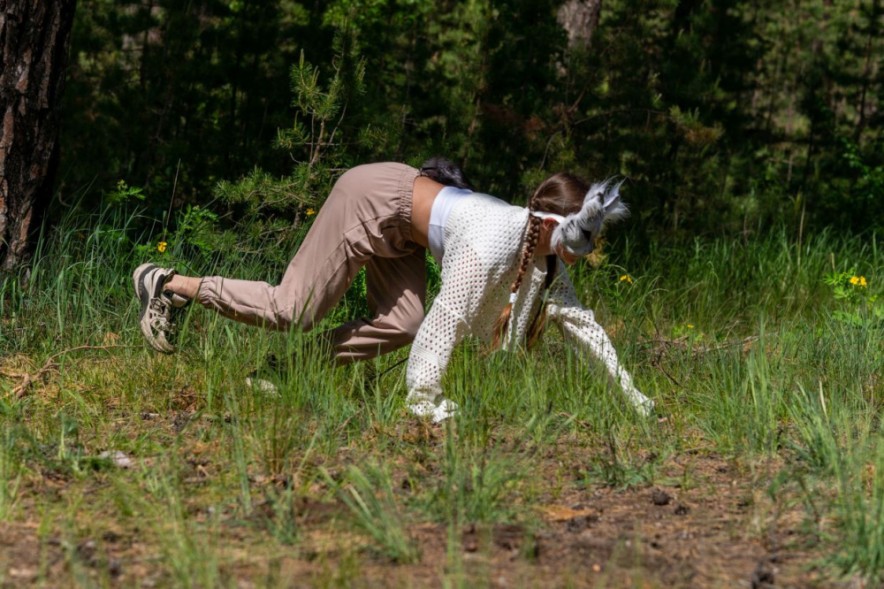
[405,193,653,416]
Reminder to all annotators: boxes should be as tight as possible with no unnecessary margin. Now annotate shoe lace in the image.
[148,297,176,334]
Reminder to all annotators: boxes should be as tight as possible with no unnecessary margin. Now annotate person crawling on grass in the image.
[133,159,654,422]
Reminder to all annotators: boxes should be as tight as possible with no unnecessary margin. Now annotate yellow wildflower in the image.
[306,208,316,216]
[157,241,168,253]
[619,274,633,284]
[850,275,868,288]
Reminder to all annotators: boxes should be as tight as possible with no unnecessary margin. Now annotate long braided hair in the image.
[491,172,591,350]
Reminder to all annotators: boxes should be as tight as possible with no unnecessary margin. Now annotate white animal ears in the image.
[531,180,629,256]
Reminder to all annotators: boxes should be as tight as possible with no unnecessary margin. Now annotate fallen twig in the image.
[8,344,134,399]
[640,333,761,388]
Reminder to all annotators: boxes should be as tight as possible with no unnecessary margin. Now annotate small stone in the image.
[651,489,672,506]
[751,559,775,589]
[102,531,121,543]
[99,450,134,469]
[566,516,589,533]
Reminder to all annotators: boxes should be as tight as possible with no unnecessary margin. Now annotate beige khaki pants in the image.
[197,162,425,362]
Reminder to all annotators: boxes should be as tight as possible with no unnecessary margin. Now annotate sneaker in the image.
[408,397,458,423]
[245,375,279,395]
[133,263,180,353]
[245,355,282,395]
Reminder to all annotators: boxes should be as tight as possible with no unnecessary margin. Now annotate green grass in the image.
[0,206,882,586]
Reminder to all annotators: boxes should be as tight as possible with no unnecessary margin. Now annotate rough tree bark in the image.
[556,0,602,49]
[0,0,77,272]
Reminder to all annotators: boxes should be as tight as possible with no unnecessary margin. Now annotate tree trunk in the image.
[556,0,602,49]
[0,0,77,272]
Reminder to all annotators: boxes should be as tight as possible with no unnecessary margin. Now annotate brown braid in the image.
[491,172,590,351]
[525,254,557,348]
[491,202,543,350]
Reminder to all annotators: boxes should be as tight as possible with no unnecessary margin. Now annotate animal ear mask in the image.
[531,181,629,256]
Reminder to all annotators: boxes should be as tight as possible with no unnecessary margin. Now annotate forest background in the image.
[11,0,884,269]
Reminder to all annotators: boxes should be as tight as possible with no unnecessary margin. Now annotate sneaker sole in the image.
[133,263,174,353]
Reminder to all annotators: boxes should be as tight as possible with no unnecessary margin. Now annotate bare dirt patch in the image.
[0,369,852,588]
[0,451,849,588]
